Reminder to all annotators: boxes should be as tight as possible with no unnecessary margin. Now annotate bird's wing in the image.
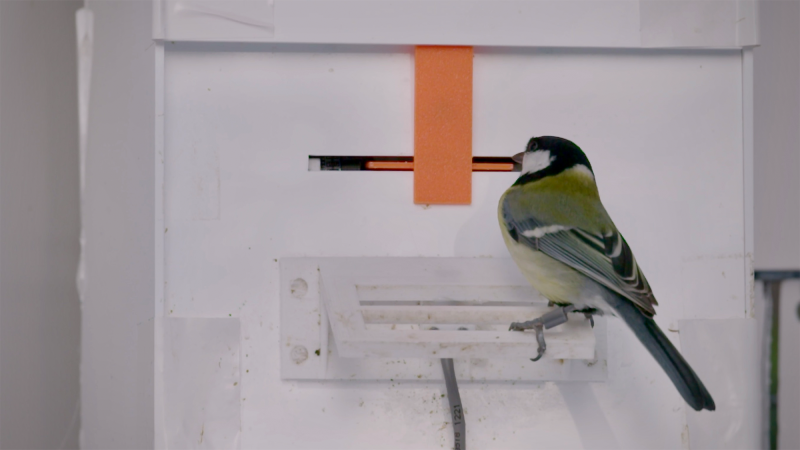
[502,197,657,316]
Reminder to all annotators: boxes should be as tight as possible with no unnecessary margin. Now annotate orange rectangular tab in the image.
[414,46,473,204]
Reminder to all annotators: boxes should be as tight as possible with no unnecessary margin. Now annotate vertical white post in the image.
[154,40,166,450]
[743,48,755,319]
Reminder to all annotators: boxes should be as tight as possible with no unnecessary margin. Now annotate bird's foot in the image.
[507,319,546,361]
[509,305,577,362]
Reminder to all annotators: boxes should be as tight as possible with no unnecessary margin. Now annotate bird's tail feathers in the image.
[607,295,716,411]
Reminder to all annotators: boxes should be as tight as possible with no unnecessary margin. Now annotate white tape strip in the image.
[75,7,94,307]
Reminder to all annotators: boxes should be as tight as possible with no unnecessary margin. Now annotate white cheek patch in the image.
[570,164,595,180]
[522,225,569,238]
[521,150,555,175]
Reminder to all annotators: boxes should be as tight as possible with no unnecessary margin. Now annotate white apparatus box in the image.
[82,1,760,448]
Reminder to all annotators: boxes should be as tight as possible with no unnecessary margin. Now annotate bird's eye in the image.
[529,140,539,151]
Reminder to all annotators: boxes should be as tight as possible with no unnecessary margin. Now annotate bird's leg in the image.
[508,318,546,361]
[584,312,594,328]
[509,305,577,361]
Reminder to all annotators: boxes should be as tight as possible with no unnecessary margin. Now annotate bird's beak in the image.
[511,152,525,164]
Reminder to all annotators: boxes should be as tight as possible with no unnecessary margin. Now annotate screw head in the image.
[290,278,308,298]
[290,345,309,364]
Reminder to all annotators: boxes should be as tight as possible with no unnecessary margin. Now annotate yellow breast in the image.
[500,225,586,304]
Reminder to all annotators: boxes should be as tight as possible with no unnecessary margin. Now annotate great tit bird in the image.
[499,136,715,411]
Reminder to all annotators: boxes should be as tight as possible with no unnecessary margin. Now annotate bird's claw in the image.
[530,323,546,361]
[509,305,576,362]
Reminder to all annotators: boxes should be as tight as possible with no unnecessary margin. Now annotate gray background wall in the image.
[754,3,800,447]
[0,1,82,449]
[754,0,800,271]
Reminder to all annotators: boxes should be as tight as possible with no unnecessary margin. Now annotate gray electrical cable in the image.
[440,358,465,450]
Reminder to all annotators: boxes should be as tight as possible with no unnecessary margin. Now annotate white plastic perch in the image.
[280,257,606,381]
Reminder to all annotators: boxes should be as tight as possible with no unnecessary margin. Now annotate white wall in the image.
[0,0,82,448]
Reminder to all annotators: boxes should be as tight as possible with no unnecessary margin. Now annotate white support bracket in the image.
[280,257,607,381]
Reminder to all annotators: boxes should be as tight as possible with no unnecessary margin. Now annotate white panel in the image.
[640,0,756,48]
[273,0,640,47]
[162,0,274,41]
[163,49,746,448]
[679,319,759,450]
[163,318,241,449]
[681,256,747,319]
[168,113,221,220]
[155,0,758,48]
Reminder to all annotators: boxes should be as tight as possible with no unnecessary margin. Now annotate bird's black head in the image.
[512,136,594,186]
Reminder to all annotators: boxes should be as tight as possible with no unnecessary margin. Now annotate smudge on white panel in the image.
[164,318,241,449]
